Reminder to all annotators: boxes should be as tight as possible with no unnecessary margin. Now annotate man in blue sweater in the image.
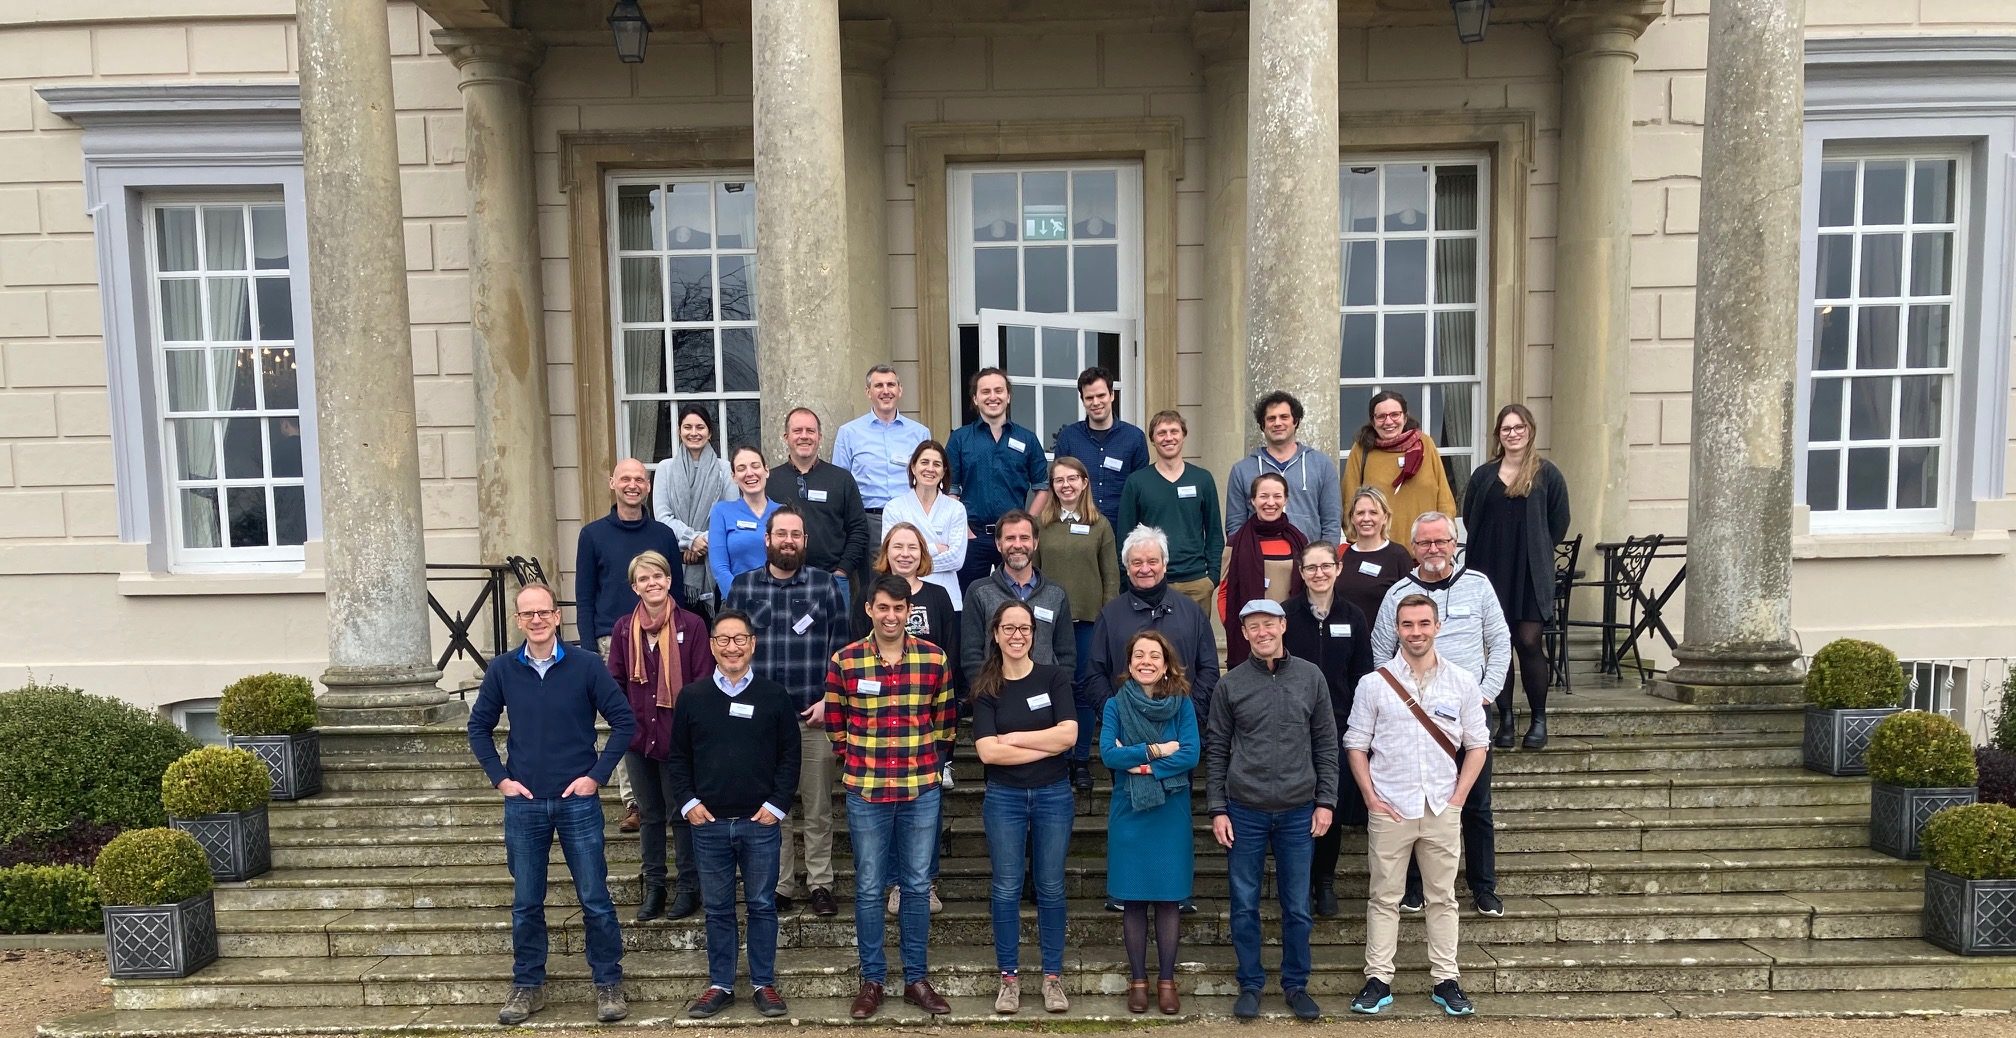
[1049,366,1148,529]
[468,582,637,1027]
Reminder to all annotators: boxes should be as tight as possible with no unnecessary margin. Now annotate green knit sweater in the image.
[1036,515,1121,623]
[1118,463,1225,583]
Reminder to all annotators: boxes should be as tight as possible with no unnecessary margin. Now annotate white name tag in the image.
[677,631,685,643]
[1027,692,1052,710]
[737,520,759,530]
[807,488,828,503]
[1263,578,1271,589]
[1433,707,1457,721]
[1358,561,1381,576]
[1177,485,1197,499]
[1008,438,1027,453]
[892,454,909,465]
[1102,455,1123,471]
[1033,606,1056,623]
[729,702,755,719]
[1329,623,1351,637]
[792,614,814,634]
[1450,606,1473,619]
[1069,523,1091,535]
[859,678,882,693]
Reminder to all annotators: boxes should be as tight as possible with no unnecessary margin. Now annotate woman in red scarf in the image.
[1219,472,1306,666]
[1343,390,1458,554]
[606,550,713,923]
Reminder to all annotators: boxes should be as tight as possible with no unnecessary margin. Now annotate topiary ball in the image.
[1804,638,1906,710]
[1866,710,1977,789]
[0,683,199,844]
[216,672,317,737]
[92,828,213,906]
[1922,802,2016,880]
[160,747,271,819]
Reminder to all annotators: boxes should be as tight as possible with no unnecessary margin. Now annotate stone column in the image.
[1245,0,1340,452]
[1654,0,1808,704]
[842,21,894,392]
[296,0,448,723]
[752,0,853,436]
[433,29,558,573]
[1547,1,1660,545]
[1194,12,1250,474]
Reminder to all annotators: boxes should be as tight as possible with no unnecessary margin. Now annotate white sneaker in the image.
[940,763,956,790]
[929,883,943,914]
[886,886,899,916]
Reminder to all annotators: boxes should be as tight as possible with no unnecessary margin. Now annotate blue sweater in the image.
[708,496,781,594]
[575,507,685,643]
[1051,419,1149,526]
[468,643,636,799]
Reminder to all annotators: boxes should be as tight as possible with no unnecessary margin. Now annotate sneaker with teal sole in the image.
[1349,978,1392,1015]
[1432,979,1474,1016]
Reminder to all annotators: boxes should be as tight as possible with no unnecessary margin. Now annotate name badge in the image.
[1102,456,1123,471]
[1432,707,1457,721]
[729,702,755,719]
[1357,561,1381,576]
[1027,692,1052,710]
[1008,438,1027,453]
[1033,606,1056,623]
[1329,623,1351,638]
[1263,578,1271,589]
[807,488,828,503]
[792,614,814,634]
[1450,605,1474,619]
[1177,485,1198,499]
[859,678,882,693]
[1069,523,1090,535]
[893,454,909,466]
[677,631,685,643]
[737,519,759,530]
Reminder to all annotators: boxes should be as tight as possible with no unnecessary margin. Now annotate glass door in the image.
[978,309,1135,446]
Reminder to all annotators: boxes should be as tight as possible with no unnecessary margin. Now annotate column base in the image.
[1650,640,1807,705]
[318,664,460,726]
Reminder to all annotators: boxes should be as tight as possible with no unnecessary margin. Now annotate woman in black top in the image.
[1282,540,1374,918]
[1462,403,1571,751]
[972,601,1078,1015]
[1335,486,1413,625]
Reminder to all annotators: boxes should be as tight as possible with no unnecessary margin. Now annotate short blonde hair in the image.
[874,522,935,578]
[627,550,675,584]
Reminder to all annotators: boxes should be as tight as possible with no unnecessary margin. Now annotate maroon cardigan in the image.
[605,605,714,761]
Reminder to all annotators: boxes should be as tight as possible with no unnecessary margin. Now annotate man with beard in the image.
[723,506,852,918]
[959,510,1075,689]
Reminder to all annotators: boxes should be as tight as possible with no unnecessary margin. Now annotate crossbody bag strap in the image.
[1375,666,1463,765]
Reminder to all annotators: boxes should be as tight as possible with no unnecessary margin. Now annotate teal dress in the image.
[1100,697,1200,903]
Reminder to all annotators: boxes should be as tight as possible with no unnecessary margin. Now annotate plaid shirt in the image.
[824,634,955,803]
[724,565,852,710]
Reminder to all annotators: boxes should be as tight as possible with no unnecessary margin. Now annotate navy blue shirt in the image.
[575,507,685,643]
[1051,418,1149,526]
[468,642,637,799]
[946,418,1049,525]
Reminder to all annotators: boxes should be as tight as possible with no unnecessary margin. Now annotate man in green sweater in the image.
[1118,410,1223,615]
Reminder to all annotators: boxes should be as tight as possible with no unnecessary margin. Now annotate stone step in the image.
[104,939,2016,1010]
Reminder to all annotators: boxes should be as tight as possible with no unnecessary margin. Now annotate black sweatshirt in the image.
[665,672,803,820]
[767,460,871,575]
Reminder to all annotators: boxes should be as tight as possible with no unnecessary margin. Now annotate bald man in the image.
[577,459,687,652]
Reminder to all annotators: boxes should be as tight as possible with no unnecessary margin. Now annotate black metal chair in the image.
[1543,535,1583,692]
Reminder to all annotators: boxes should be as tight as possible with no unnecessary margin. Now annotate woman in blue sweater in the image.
[707,444,780,593]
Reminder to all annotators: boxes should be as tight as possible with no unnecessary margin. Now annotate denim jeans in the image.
[689,816,783,990]
[846,787,940,985]
[503,794,623,987]
[1071,621,1096,763]
[956,534,1001,594]
[1224,799,1315,993]
[1405,749,1496,899]
[981,779,1073,975]
[624,752,698,893]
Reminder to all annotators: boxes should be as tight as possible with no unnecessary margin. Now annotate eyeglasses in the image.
[1415,538,1457,549]
[516,609,558,620]
[1498,424,1529,435]
[1300,562,1338,573]
[998,625,1034,636]
[710,634,753,648]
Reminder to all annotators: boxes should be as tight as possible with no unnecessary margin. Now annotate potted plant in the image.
[162,746,272,882]
[1920,802,2016,955]
[1865,709,1977,860]
[219,672,321,800]
[93,827,218,979]
[1801,638,1906,776]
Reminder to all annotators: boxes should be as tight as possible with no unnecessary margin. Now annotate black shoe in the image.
[1432,978,1475,1016]
[754,985,789,1018]
[1179,899,1198,914]
[1474,889,1505,917]
[1493,706,1516,749]
[1314,883,1339,918]
[634,884,667,923]
[1104,898,1123,912]
[810,886,838,917]
[666,887,700,920]
[1350,978,1392,1015]
[1523,714,1549,750]
[1399,889,1425,913]
[1285,988,1321,1020]
[774,892,797,913]
[687,987,734,1019]
[1070,759,1093,791]
[1233,988,1262,1020]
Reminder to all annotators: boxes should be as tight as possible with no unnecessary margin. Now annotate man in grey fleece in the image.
[1207,598,1339,1022]
[1224,391,1343,544]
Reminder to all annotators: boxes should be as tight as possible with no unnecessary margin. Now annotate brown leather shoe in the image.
[1158,980,1181,1015]
[903,979,951,1015]
[1126,980,1149,1014]
[810,886,838,917]
[619,805,641,832]
[849,981,884,1020]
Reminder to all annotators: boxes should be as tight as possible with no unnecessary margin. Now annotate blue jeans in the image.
[982,780,1073,975]
[1224,799,1315,993]
[689,816,783,990]
[846,787,940,985]
[503,794,622,987]
[957,533,1001,594]
[1071,621,1096,763]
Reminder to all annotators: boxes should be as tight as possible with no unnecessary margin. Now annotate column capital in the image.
[1549,0,1663,57]
[841,19,895,75]
[432,28,544,86]
[1190,10,1248,68]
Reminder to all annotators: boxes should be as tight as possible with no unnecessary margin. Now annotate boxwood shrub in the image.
[1803,638,1906,710]
[92,828,212,907]
[0,683,199,844]
[0,864,101,934]
[160,747,271,819]
[1865,710,1977,789]
[1922,802,2016,880]
[217,672,317,737]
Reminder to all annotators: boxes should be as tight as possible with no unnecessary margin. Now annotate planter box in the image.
[169,807,271,882]
[227,730,322,800]
[1869,782,1976,860]
[1923,869,2016,956]
[102,892,218,979]
[1802,706,1899,776]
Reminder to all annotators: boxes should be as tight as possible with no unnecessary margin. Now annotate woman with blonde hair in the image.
[1344,391,1458,553]
[1035,455,1119,790]
[1335,485,1413,626]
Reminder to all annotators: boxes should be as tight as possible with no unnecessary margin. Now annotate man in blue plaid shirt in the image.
[723,505,851,918]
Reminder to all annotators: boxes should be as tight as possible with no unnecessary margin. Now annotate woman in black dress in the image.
[1335,485,1413,626]
[1462,404,1570,750]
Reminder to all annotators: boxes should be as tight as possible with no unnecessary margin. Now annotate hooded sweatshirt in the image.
[1224,442,1344,545]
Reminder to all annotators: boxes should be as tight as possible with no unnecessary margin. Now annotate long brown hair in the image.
[1125,629,1191,699]
[1490,403,1542,498]
[1351,390,1419,455]
[873,522,934,578]
[972,600,1036,703]
[1037,456,1106,529]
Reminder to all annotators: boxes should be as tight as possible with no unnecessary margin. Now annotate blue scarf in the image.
[1112,679,1189,812]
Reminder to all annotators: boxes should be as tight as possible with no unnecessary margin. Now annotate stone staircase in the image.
[44,679,2016,1034]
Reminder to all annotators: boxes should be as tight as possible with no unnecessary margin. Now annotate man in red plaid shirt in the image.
[825,574,957,1019]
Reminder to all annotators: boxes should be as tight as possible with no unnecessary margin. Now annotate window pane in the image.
[1809,377,1844,442]
[1094,331,1121,376]
[619,258,663,321]
[973,173,1017,242]
[1860,160,1908,224]
[975,248,1017,310]
[1815,235,1852,299]
[173,419,218,479]
[261,348,298,410]
[1342,240,1377,307]
[181,487,221,548]
[203,207,247,270]
[1898,375,1942,440]
[671,329,714,393]
[1011,382,1034,422]
[1845,447,1890,509]
[1910,232,1952,296]
[1340,385,1375,438]
[1385,164,1429,231]
[1022,171,1067,242]
[166,350,208,411]
[617,185,661,250]
[161,280,203,341]
[1855,305,1897,369]
[268,417,303,478]
[1383,239,1426,305]
[250,206,288,270]
[718,255,755,321]
[1073,243,1118,312]
[157,208,199,271]
[1384,313,1427,377]
[1806,449,1841,511]
[624,330,667,394]
[1905,305,1948,368]
[255,277,292,341]
[1814,305,1849,370]
[1912,160,1956,224]
[1340,313,1376,379]
[223,417,264,478]
[226,486,268,547]
[1433,166,1478,231]
[625,400,671,463]
[1434,311,1477,376]
[273,485,307,546]
[1042,385,1078,430]
[665,181,711,248]
[1859,233,1902,296]
[1433,239,1475,304]
[1003,324,1035,375]
[720,328,758,392]
[1847,377,1892,440]
[724,400,761,450]
[715,181,755,249]
[208,277,251,341]
[1431,383,1474,449]
[1818,162,1857,227]
[1341,166,1379,233]
[215,348,257,410]
[1024,245,1067,312]
[1041,326,1076,377]
[1071,171,1116,239]
[667,256,712,321]
[1896,445,1938,509]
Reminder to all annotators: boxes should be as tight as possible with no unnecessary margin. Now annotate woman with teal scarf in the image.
[1099,628,1200,1015]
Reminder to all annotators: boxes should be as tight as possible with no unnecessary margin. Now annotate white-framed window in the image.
[144,198,309,567]
[608,173,760,462]
[168,698,224,746]
[1336,157,1489,499]
[1804,151,1964,532]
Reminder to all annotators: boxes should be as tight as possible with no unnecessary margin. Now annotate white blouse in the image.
[881,489,969,611]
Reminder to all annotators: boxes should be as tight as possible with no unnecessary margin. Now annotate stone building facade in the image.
[0,0,2010,736]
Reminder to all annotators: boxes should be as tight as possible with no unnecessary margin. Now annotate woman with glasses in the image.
[1281,541,1373,918]
[1344,391,1458,553]
[1462,403,1570,750]
[653,404,734,612]
[1336,486,1414,626]
[1220,471,1305,666]
[707,444,780,595]
[1035,456,1119,791]
[606,550,715,923]
[972,601,1078,1014]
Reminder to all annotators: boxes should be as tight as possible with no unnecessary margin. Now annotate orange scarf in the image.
[626,599,684,709]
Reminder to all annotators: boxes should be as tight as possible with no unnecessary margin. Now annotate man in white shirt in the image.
[833,364,933,519]
[1344,593,1489,1018]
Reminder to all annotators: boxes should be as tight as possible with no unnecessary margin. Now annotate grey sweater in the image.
[1205,655,1340,815]
[959,569,1076,688]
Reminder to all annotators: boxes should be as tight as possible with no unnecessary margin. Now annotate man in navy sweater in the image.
[468,582,637,1027]
[1049,366,1148,529]
[667,609,802,1020]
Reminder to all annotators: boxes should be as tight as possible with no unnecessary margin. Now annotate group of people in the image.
[466,363,1571,1025]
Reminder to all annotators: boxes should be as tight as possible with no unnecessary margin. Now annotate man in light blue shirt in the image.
[833,365,933,515]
